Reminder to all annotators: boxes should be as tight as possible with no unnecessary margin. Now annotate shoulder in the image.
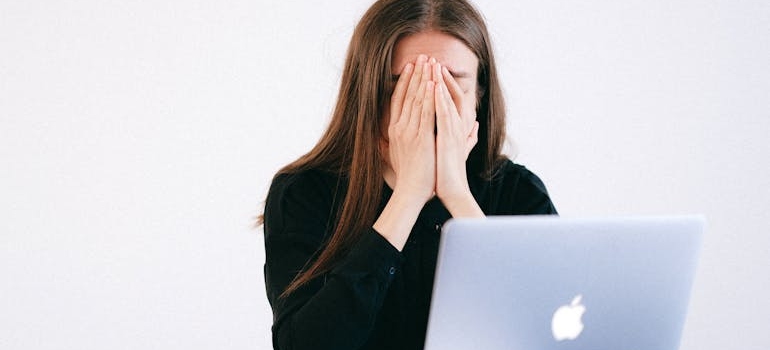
[264,168,345,235]
[493,159,550,194]
[479,158,558,215]
[268,168,341,200]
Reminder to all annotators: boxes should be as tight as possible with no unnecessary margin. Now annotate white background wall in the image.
[1,0,768,349]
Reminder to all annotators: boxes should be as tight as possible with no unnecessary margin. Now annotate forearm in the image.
[372,189,425,251]
[270,228,402,350]
[274,272,386,350]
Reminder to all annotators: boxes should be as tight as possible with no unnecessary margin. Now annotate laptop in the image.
[423,215,704,350]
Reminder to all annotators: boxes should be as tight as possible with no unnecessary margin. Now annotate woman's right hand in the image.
[385,54,436,204]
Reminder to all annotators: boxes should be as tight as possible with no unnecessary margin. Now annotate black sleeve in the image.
[263,172,404,350]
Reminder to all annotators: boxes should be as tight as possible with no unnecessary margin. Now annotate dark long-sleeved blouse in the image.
[263,159,557,350]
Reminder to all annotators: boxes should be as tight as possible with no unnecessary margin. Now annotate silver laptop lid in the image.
[424,215,704,350]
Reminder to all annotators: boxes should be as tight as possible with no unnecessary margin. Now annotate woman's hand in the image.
[385,54,437,204]
[433,62,484,217]
[374,55,438,251]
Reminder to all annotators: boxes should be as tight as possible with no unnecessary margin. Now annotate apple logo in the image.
[551,294,586,341]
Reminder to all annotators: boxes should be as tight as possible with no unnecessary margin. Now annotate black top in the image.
[263,159,558,350]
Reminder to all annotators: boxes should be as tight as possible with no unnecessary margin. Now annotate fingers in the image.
[407,58,434,132]
[434,62,478,147]
[441,66,465,114]
[391,55,474,142]
[420,58,437,135]
[435,64,459,133]
[389,62,414,126]
[434,63,449,135]
[440,65,476,135]
[419,80,435,136]
[399,55,429,128]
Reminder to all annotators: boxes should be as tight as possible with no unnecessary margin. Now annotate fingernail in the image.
[429,57,437,64]
[417,54,427,63]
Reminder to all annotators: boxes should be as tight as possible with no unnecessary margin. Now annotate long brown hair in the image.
[262,0,508,298]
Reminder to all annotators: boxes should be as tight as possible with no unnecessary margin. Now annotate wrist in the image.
[440,190,485,218]
[391,186,432,208]
[436,184,472,205]
[373,188,427,252]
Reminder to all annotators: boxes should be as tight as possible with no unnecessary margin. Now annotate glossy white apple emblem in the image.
[551,294,586,341]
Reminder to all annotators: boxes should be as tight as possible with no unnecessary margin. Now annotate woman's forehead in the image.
[391,30,478,77]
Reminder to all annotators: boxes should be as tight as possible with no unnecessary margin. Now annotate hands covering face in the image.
[385,54,479,204]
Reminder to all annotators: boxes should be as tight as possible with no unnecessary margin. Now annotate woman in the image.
[261,0,557,349]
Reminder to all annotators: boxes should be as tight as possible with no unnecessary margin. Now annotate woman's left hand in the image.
[433,61,482,216]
